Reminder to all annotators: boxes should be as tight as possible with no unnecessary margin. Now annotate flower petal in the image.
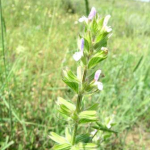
[80,38,84,52]
[95,82,103,91]
[103,26,112,33]
[103,15,111,26]
[97,82,103,91]
[73,52,83,61]
[106,26,112,32]
[94,70,101,81]
[79,16,88,23]
[88,7,96,20]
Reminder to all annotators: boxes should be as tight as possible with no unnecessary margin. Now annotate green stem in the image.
[76,94,82,113]
[72,68,87,145]
[84,0,89,16]
[0,0,6,73]
[91,130,98,140]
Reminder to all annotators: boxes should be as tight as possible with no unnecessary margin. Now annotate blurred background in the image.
[0,0,150,149]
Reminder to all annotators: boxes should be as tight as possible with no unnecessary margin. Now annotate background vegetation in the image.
[0,0,150,149]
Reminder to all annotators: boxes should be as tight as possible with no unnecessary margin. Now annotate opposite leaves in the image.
[63,70,80,93]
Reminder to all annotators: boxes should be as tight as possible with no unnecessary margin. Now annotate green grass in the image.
[0,0,150,149]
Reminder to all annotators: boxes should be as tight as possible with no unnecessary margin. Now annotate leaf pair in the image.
[50,130,97,150]
[79,111,98,124]
[50,128,72,150]
[57,97,76,118]
[63,70,80,93]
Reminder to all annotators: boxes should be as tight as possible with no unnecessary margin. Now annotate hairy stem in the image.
[72,68,87,145]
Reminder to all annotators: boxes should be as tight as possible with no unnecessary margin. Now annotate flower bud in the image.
[94,70,101,81]
[88,7,96,20]
[80,38,84,52]
[94,70,103,91]
[103,15,112,33]
[78,7,96,23]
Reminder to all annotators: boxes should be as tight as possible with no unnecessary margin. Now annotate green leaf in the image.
[97,18,104,29]
[78,143,97,150]
[63,80,79,93]
[57,97,76,111]
[103,133,112,140]
[79,111,97,124]
[94,32,108,49]
[77,66,83,81]
[133,55,143,72]
[83,82,94,93]
[91,19,98,34]
[70,143,97,150]
[76,134,91,143]
[63,70,80,93]
[70,146,79,150]
[50,132,66,144]
[92,122,117,134]
[53,143,71,150]
[84,38,90,52]
[95,32,108,43]
[57,97,76,117]
[88,51,107,69]
[67,70,80,83]
[65,128,72,143]
[59,105,71,116]
[79,111,97,116]
[86,103,99,111]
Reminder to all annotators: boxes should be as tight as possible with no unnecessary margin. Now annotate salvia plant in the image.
[50,7,117,150]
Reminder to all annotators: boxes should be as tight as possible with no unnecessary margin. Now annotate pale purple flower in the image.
[88,7,96,20]
[94,70,101,81]
[73,38,84,61]
[94,70,103,91]
[80,38,84,52]
[78,7,96,23]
